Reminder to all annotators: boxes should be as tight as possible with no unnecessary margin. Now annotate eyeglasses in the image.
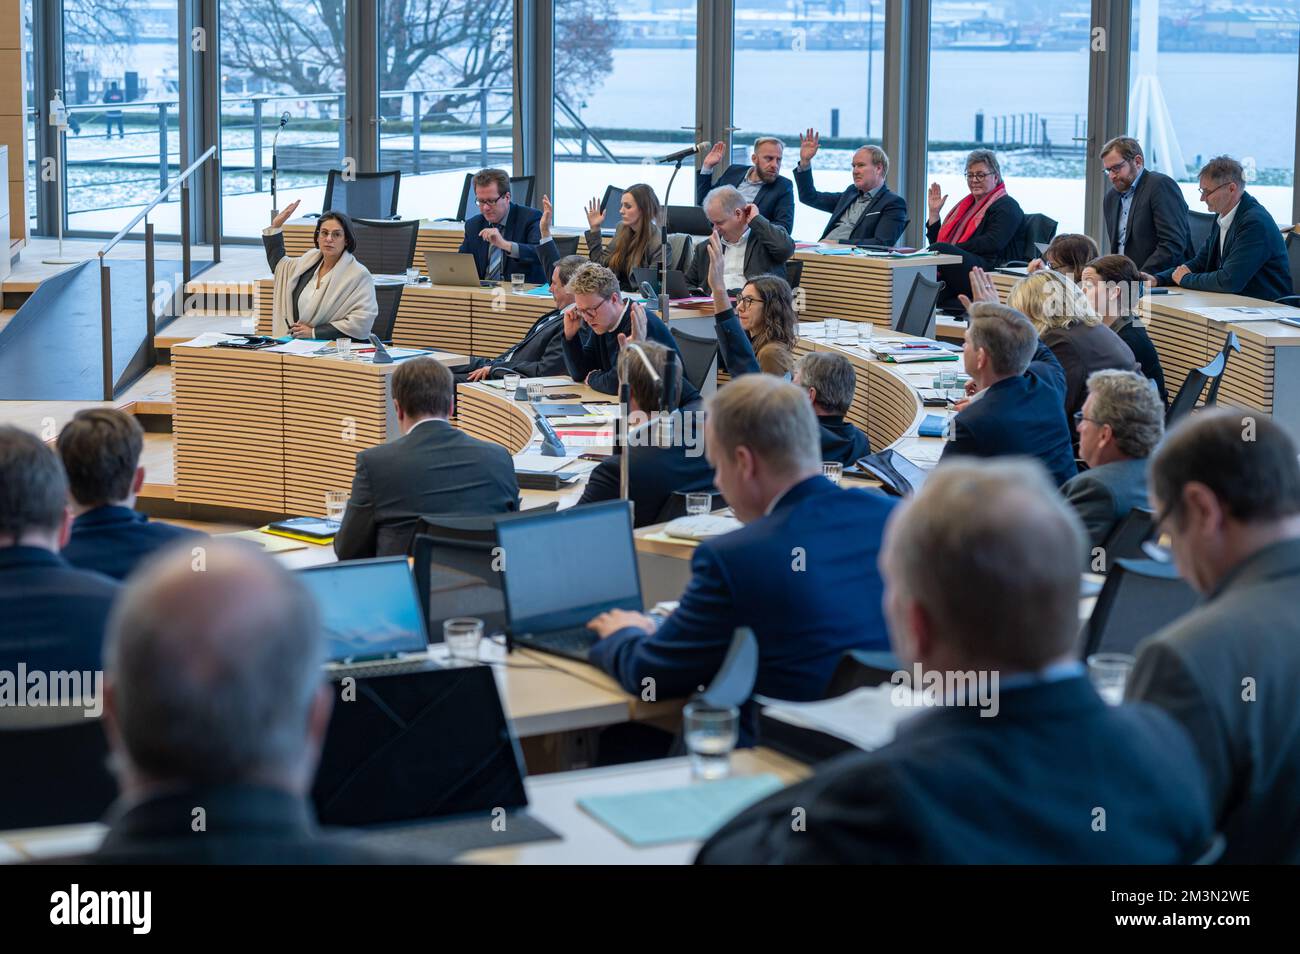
[318,229,345,240]
[573,297,612,320]
[735,295,766,308]
[965,171,994,182]
[1198,181,1230,199]
[1102,160,1130,177]
[475,194,507,206]
[1142,500,1178,562]
[1072,410,1097,426]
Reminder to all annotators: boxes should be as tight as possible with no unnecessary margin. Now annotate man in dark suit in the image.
[698,458,1215,864]
[940,302,1077,487]
[1100,136,1194,274]
[586,375,896,744]
[578,341,714,527]
[1062,370,1163,550]
[792,351,871,465]
[562,263,700,405]
[83,541,434,864]
[794,130,908,247]
[1153,156,1293,301]
[683,186,796,291]
[457,167,545,285]
[1127,410,1300,864]
[696,137,795,233]
[56,408,201,581]
[0,426,119,674]
[333,357,520,559]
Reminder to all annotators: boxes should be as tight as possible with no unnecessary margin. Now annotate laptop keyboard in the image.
[326,657,442,681]
[520,626,598,660]
[353,811,560,857]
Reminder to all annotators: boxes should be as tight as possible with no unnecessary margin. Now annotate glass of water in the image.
[405,266,420,284]
[511,273,526,294]
[324,490,348,526]
[1087,653,1136,705]
[683,701,740,781]
[824,318,840,342]
[856,322,874,347]
[822,461,843,485]
[526,381,545,403]
[938,368,958,391]
[502,372,521,396]
[685,492,712,516]
[335,339,351,360]
[444,618,484,666]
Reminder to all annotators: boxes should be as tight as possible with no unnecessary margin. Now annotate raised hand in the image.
[585,196,604,231]
[539,194,553,240]
[618,301,649,350]
[927,182,947,222]
[968,266,999,304]
[702,142,727,168]
[799,128,820,166]
[271,199,301,230]
[706,232,728,299]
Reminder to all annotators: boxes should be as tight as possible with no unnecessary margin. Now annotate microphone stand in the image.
[270,113,287,223]
[657,156,687,324]
[619,380,631,520]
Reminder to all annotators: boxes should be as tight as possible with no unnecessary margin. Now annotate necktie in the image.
[487,245,504,281]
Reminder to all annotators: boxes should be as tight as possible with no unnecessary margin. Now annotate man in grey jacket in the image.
[683,185,795,292]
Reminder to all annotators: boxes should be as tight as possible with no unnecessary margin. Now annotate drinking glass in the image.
[683,702,740,780]
[511,273,526,294]
[444,618,485,666]
[324,490,347,526]
[1087,653,1136,705]
[938,368,958,391]
[335,339,351,360]
[405,266,420,284]
[685,493,712,516]
[502,373,521,396]
[526,381,545,403]
[822,462,843,485]
[824,318,840,342]
[856,322,874,347]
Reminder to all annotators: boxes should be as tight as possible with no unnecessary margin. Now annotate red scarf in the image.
[937,182,1008,245]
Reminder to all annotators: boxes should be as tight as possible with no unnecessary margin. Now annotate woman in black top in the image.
[1082,255,1169,405]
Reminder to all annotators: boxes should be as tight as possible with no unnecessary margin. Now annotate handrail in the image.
[98,145,217,259]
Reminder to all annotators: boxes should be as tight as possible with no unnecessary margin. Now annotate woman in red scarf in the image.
[925,150,1024,310]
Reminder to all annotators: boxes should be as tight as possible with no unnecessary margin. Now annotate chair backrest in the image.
[1098,507,1155,570]
[0,717,118,830]
[784,260,804,289]
[670,325,719,393]
[551,234,581,258]
[823,648,905,697]
[1005,212,1057,264]
[371,284,403,343]
[1287,229,1300,294]
[1203,330,1242,406]
[324,169,401,219]
[351,217,421,275]
[894,273,944,338]
[454,173,536,221]
[1165,331,1238,425]
[667,233,694,272]
[1187,210,1216,252]
[696,627,760,710]
[1081,558,1199,658]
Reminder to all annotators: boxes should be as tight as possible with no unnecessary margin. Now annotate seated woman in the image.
[1080,254,1168,405]
[263,200,377,340]
[706,235,791,377]
[926,150,1024,308]
[583,183,666,291]
[1027,233,1099,284]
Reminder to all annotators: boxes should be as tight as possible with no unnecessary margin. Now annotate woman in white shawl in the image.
[263,200,378,339]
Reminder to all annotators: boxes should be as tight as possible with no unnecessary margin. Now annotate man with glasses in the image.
[696,137,795,233]
[457,168,546,284]
[682,185,795,293]
[1099,136,1192,274]
[1127,409,1300,864]
[1150,155,1292,300]
[794,132,908,248]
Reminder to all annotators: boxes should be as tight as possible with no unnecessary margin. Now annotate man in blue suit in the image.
[941,302,1078,487]
[697,458,1216,864]
[695,137,795,234]
[457,168,545,284]
[587,375,896,743]
[57,408,201,580]
[793,129,908,247]
[0,426,119,673]
[1152,155,1293,301]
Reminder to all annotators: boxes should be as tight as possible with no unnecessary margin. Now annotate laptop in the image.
[1034,241,1051,257]
[633,267,694,300]
[666,204,713,237]
[297,557,441,678]
[312,665,560,855]
[497,501,643,661]
[599,185,624,234]
[424,250,495,288]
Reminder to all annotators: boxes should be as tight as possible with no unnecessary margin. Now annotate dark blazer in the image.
[818,415,871,466]
[926,194,1025,268]
[1112,315,1168,404]
[1102,168,1194,273]
[941,342,1078,487]
[459,201,545,285]
[589,476,896,743]
[1155,192,1293,301]
[683,214,796,291]
[61,505,202,581]
[1061,457,1150,550]
[795,166,908,247]
[697,676,1214,864]
[577,420,716,528]
[561,301,701,405]
[0,547,119,673]
[1128,537,1300,864]
[333,419,520,560]
[83,785,437,865]
[696,164,796,233]
[261,230,353,340]
[1040,321,1138,439]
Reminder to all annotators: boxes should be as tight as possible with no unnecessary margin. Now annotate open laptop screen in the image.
[298,557,429,662]
[497,501,643,634]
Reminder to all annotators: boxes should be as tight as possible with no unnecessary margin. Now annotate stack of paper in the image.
[174,332,247,348]
[760,685,925,753]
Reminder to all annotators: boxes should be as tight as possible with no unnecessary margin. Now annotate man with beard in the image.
[696,136,795,233]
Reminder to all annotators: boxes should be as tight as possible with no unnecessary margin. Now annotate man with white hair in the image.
[684,184,795,293]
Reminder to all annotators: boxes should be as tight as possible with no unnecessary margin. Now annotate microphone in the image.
[657,349,679,447]
[656,142,709,165]
[279,111,290,128]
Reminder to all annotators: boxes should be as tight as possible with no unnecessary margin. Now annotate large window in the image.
[21,0,35,235]
[733,0,885,241]
[927,1,1092,236]
[1128,0,1298,226]
[552,0,695,230]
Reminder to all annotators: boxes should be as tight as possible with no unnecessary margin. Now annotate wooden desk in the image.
[791,248,962,328]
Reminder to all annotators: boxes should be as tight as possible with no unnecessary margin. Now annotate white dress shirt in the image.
[721,229,751,290]
[1216,201,1240,257]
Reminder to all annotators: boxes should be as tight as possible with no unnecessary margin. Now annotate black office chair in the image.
[1165,331,1241,426]
[323,170,401,220]
[654,487,723,524]
[451,173,537,221]
[1080,558,1199,658]
[784,260,804,289]
[1187,210,1216,252]
[351,217,421,275]
[822,648,905,697]
[1002,212,1057,265]
[1097,507,1156,571]
[0,717,118,830]
[550,235,581,258]
[1285,229,1300,294]
[371,285,404,343]
[670,326,720,393]
[894,274,944,339]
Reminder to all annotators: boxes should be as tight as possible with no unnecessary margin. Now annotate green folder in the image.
[577,773,785,847]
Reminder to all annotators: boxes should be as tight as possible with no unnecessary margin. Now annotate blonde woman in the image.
[583,183,666,291]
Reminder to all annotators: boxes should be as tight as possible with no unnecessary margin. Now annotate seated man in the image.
[88,541,433,863]
[696,137,795,233]
[561,263,700,405]
[0,426,119,672]
[1128,410,1300,864]
[452,199,587,382]
[333,357,519,559]
[1062,370,1164,550]
[940,303,1077,487]
[57,408,202,580]
[683,185,795,292]
[1152,156,1292,301]
[794,131,908,248]
[698,459,1215,864]
[457,168,545,285]
[793,351,871,466]
[586,375,896,744]
[578,341,715,528]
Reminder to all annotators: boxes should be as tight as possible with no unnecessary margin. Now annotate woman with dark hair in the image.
[1081,254,1168,404]
[263,199,377,340]
[583,183,666,291]
[733,274,798,376]
[1028,233,1099,284]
